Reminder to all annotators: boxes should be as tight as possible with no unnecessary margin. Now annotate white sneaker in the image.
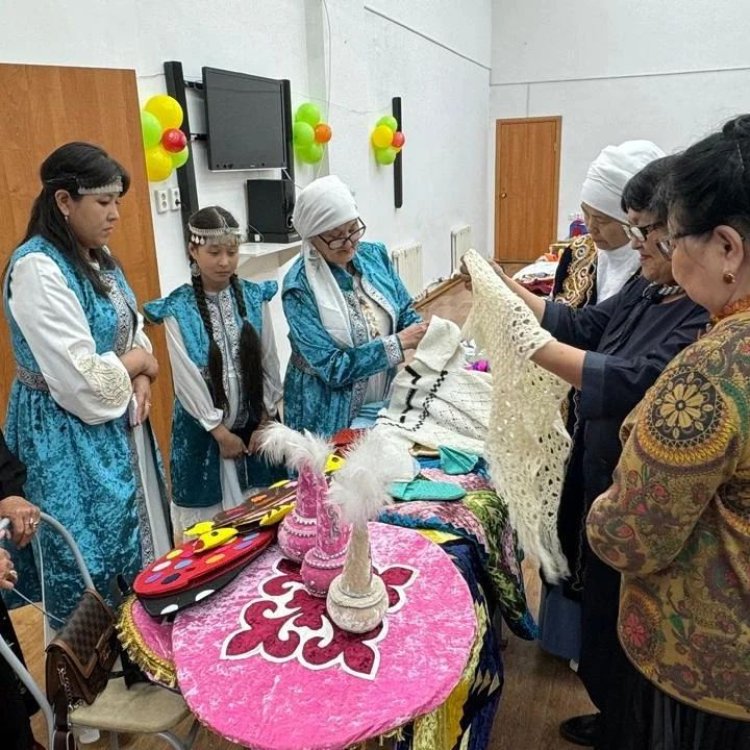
[76,727,101,744]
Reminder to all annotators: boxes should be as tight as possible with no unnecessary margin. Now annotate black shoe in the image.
[559,713,601,746]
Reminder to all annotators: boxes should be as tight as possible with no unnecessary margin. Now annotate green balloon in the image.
[377,115,398,132]
[171,146,190,168]
[375,146,398,166]
[295,103,321,127]
[141,110,162,149]
[293,121,315,148]
[297,142,324,164]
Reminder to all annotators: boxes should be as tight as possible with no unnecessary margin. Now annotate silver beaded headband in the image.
[77,177,124,195]
[187,222,243,246]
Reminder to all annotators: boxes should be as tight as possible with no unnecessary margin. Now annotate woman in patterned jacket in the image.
[587,115,750,749]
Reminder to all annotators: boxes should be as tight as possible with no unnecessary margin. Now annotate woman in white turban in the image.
[554,140,666,307]
[282,176,427,437]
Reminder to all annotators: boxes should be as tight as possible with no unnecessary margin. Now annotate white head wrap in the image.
[580,140,666,223]
[292,176,361,348]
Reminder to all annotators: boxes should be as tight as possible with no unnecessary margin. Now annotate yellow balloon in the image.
[145,146,173,182]
[372,124,394,149]
[145,94,183,130]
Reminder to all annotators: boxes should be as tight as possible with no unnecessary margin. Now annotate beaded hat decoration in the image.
[44,174,125,195]
[187,219,243,246]
[77,176,124,195]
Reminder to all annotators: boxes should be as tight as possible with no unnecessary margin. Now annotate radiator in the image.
[450,225,472,272]
[391,242,424,297]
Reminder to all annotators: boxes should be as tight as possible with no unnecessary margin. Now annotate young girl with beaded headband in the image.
[3,141,172,624]
[145,206,285,534]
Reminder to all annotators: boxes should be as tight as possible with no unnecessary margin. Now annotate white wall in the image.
[490,0,750,241]
[1,0,491,371]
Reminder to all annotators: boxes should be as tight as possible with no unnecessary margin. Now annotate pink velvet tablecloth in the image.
[169,522,477,750]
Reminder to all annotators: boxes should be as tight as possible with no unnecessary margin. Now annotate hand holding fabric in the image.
[397,320,429,351]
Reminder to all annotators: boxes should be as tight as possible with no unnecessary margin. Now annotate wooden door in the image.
[0,64,172,455]
[494,116,561,263]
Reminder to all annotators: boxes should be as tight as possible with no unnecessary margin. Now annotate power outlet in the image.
[169,187,181,211]
[154,189,169,214]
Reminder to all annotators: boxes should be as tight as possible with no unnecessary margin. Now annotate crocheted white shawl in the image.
[463,249,571,582]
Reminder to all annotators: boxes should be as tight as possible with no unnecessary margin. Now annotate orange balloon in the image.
[392,131,406,149]
[314,123,332,143]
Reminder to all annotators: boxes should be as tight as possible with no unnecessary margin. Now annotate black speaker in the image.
[245,179,299,243]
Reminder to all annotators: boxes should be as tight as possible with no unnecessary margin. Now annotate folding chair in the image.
[0,512,199,749]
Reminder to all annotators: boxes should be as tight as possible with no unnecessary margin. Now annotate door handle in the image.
[500,192,508,199]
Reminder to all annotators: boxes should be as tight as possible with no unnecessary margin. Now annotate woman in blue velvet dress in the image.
[145,207,285,536]
[3,143,171,622]
[282,175,428,437]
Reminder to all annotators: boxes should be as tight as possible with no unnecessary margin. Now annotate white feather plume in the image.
[257,423,331,474]
[328,431,401,526]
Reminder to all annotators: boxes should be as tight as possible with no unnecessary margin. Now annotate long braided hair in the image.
[188,206,264,435]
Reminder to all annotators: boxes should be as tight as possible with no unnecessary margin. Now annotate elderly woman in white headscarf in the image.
[553,140,665,307]
[281,176,427,437]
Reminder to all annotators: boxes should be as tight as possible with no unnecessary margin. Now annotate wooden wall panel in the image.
[0,63,172,456]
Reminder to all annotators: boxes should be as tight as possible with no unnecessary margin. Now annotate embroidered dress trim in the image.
[208,289,248,428]
[361,275,397,331]
[16,366,49,391]
[345,290,370,419]
[126,430,155,563]
[104,273,137,356]
[382,334,403,368]
[74,355,132,406]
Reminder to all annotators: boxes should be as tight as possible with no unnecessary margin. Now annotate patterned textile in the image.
[144,280,284,508]
[381,489,536,640]
[420,468,492,492]
[463,249,571,582]
[376,317,493,456]
[117,595,176,687]
[552,234,598,308]
[171,524,476,749]
[4,237,163,621]
[282,241,420,437]
[588,312,750,720]
[397,539,503,750]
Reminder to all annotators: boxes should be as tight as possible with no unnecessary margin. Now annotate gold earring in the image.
[723,271,736,284]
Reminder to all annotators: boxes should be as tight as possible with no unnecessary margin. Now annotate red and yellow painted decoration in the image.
[371,115,405,166]
[293,103,332,165]
[140,95,190,182]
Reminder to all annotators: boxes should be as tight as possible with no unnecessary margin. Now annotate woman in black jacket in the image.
[0,428,42,750]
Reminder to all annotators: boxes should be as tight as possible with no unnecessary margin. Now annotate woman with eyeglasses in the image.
[282,176,426,437]
[552,140,665,308]
[461,154,708,746]
[586,115,750,750]
[540,141,666,670]
[145,206,286,535]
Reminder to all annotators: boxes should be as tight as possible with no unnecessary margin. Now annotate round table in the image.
[127,523,476,750]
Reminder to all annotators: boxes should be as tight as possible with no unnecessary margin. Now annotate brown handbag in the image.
[45,588,120,750]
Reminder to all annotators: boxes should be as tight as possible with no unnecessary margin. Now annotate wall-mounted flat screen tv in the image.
[203,66,292,171]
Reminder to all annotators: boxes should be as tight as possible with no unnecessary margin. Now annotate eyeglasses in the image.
[319,220,366,251]
[656,231,694,259]
[621,221,663,242]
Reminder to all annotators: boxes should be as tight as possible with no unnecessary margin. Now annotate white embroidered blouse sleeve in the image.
[164,317,224,431]
[132,311,153,353]
[8,253,132,424]
[260,303,283,417]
